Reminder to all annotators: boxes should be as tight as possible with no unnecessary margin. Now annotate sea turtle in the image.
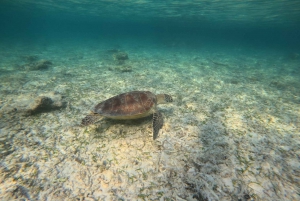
[81,91,173,140]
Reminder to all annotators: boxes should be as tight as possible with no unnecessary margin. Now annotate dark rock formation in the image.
[23,60,53,71]
[113,52,129,65]
[0,92,66,116]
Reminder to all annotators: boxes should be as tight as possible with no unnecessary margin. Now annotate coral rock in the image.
[113,52,129,65]
[24,60,53,71]
[0,92,66,116]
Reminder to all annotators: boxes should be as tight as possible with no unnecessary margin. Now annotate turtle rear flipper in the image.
[81,114,101,126]
[153,111,164,140]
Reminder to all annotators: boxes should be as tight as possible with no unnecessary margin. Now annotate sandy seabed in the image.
[0,40,299,201]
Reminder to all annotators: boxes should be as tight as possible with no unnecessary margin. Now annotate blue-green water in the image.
[0,1,299,201]
[1,0,300,51]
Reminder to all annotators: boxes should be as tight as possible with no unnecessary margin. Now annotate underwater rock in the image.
[113,52,129,65]
[0,92,66,116]
[23,60,53,71]
[28,96,59,115]
[28,93,66,115]
[32,60,53,70]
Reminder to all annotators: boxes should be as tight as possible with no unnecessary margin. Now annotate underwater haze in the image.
[0,1,299,201]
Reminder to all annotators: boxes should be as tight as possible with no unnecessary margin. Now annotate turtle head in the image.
[81,114,101,126]
[156,94,173,104]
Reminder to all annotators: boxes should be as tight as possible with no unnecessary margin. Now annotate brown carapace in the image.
[81,91,173,140]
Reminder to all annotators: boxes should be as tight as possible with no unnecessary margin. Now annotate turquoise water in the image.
[0,1,299,201]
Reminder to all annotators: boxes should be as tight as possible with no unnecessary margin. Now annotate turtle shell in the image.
[92,91,157,119]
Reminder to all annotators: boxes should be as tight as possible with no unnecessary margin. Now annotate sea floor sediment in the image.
[0,41,299,200]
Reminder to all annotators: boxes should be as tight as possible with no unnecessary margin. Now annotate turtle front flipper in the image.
[81,114,101,126]
[153,111,164,140]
